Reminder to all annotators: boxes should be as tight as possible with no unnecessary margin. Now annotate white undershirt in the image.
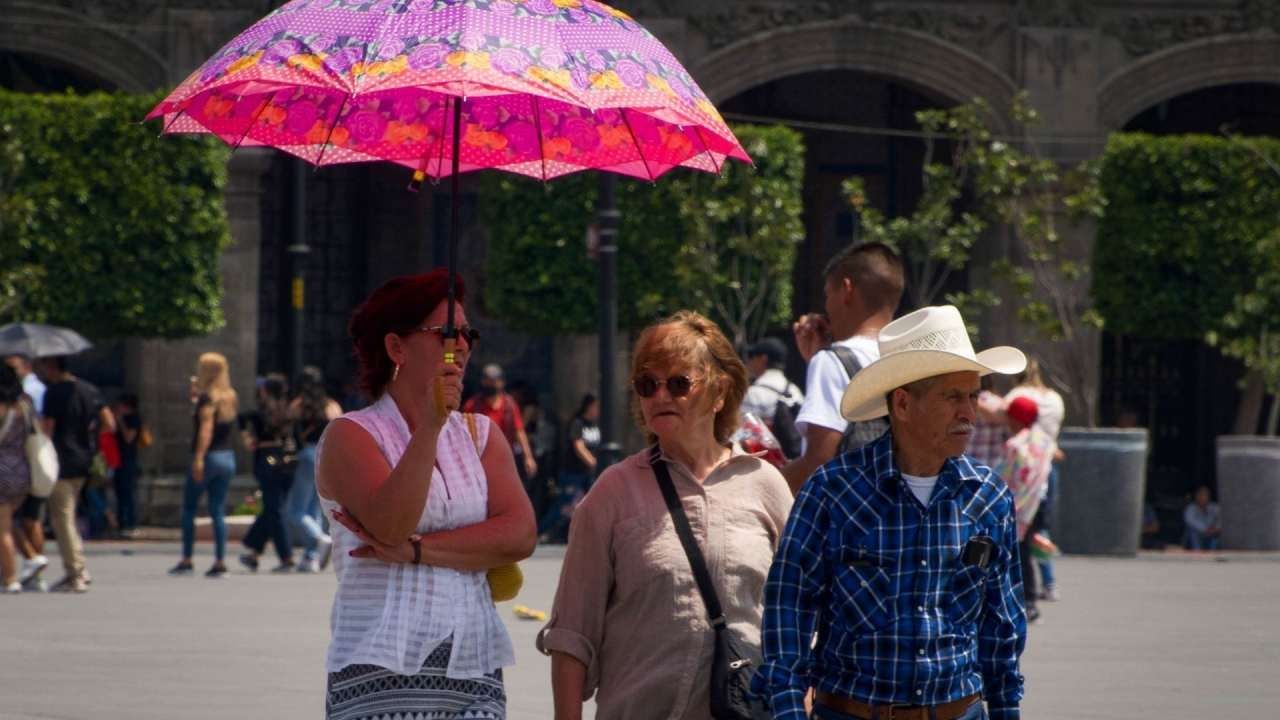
[901,473,939,507]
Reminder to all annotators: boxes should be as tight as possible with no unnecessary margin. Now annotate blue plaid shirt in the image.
[753,432,1026,720]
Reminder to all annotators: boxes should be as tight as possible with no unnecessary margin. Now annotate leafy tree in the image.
[841,92,1105,423]
[1095,133,1280,433]
[481,124,805,345]
[673,125,804,347]
[0,90,231,338]
[0,123,42,318]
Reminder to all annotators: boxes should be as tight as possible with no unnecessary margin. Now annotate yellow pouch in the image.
[487,563,524,603]
[465,412,525,603]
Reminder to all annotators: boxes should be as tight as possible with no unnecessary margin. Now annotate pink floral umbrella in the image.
[149,0,749,349]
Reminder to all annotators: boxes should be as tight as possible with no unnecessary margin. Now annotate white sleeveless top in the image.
[317,394,515,677]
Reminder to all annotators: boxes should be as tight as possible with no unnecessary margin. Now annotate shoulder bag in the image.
[23,402,59,499]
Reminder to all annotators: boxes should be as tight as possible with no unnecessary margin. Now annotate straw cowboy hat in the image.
[840,305,1027,422]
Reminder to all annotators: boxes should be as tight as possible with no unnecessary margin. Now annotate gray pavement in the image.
[1,543,1277,719]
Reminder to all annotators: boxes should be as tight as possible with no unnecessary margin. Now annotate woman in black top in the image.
[171,353,238,577]
[286,366,342,572]
[113,393,143,538]
[537,394,600,544]
[238,373,296,573]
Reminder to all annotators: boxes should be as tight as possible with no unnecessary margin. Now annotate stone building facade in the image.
[4,0,1279,515]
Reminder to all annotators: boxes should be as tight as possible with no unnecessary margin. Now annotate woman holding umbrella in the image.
[317,270,535,719]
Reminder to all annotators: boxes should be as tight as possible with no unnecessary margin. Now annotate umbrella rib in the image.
[158,108,188,137]
[433,95,452,178]
[693,126,723,176]
[315,93,353,167]
[620,108,655,183]
[231,97,271,153]
[532,95,548,183]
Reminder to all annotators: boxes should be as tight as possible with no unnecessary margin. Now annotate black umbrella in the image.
[0,322,93,359]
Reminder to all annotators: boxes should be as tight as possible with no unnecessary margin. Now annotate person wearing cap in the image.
[742,338,805,452]
[755,305,1029,720]
[463,364,538,483]
[993,395,1055,624]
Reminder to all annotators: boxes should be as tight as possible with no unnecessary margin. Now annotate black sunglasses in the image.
[633,374,699,399]
[417,325,481,345]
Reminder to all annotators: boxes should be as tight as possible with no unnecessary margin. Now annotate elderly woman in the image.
[539,311,794,720]
[316,270,536,720]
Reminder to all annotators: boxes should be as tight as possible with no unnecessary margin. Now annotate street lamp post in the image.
[287,157,310,380]
[596,174,622,473]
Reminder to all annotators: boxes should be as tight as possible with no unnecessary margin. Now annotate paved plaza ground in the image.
[2,542,1278,719]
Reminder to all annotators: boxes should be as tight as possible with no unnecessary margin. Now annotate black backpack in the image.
[758,382,803,460]
[826,345,889,454]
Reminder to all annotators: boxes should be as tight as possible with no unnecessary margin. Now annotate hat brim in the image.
[840,347,1027,422]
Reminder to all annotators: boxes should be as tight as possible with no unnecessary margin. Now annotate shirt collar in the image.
[870,430,983,500]
[631,441,762,471]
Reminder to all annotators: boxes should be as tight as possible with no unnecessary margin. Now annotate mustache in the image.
[948,422,975,434]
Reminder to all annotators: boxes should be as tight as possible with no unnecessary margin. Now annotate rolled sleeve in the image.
[753,474,829,720]
[978,496,1027,713]
[537,485,613,699]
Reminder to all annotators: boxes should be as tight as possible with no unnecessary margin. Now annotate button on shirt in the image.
[754,432,1027,720]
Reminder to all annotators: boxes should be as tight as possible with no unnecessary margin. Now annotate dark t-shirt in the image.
[563,417,601,475]
[117,413,142,469]
[44,378,104,479]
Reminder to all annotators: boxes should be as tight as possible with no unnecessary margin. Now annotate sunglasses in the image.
[633,374,699,399]
[416,325,480,346]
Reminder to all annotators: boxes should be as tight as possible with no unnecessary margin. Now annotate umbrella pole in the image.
[435,95,464,423]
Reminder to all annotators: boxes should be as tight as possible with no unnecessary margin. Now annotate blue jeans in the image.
[1037,465,1060,589]
[114,461,138,531]
[285,444,328,560]
[1185,529,1220,551]
[537,472,591,542]
[85,479,113,538]
[813,698,989,720]
[181,450,235,561]
[243,452,295,563]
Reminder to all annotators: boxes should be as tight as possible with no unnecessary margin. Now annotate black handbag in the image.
[649,448,769,720]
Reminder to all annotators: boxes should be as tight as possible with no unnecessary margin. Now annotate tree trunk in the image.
[1234,370,1265,435]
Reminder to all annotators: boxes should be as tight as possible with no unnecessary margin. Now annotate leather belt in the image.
[814,691,982,720]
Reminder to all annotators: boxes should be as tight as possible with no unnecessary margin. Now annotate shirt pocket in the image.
[833,542,896,636]
[946,561,989,626]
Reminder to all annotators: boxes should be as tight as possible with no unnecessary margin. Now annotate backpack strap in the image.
[825,345,865,381]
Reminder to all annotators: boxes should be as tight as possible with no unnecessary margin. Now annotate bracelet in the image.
[410,534,422,565]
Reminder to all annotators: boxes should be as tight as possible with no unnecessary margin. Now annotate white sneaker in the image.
[317,536,333,571]
[295,558,319,573]
[3,581,20,594]
[19,555,48,584]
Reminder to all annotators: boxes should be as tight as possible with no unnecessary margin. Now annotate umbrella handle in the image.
[435,337,458,424]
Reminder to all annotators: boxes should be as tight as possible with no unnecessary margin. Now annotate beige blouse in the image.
[537,444,794,719]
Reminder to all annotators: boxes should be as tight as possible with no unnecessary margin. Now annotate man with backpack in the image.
[781,242,904,494]
[742,337,805,459]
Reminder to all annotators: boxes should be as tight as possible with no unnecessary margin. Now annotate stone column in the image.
[128,148,273,524]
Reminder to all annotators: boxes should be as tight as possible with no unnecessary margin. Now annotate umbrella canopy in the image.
[0,323,93,359]
[147,0,749,181]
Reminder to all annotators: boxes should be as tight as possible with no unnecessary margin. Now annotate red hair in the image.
[349,269,465,398]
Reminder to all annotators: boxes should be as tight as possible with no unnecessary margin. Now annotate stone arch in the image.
[692,17,1018,131]
[1098,33,1280,130]
[0,2,169,92]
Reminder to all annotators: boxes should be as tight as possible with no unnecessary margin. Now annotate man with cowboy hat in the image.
[755,305,1029,720]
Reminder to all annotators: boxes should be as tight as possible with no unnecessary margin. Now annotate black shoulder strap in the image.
[649,447,726,627]
[825,345,864,381]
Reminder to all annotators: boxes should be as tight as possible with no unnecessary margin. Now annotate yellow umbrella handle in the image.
[435,337,457,424]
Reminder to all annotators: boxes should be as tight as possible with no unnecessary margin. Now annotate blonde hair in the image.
[195,352,238,423]
[630,311,748,445]
[1017,357,1046,389]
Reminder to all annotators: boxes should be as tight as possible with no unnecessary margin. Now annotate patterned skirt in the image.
[326,641,506,720]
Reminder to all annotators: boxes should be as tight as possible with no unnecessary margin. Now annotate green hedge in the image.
[480,124,804,339]
[0,90,231,338]
[1093,133,1280,340]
